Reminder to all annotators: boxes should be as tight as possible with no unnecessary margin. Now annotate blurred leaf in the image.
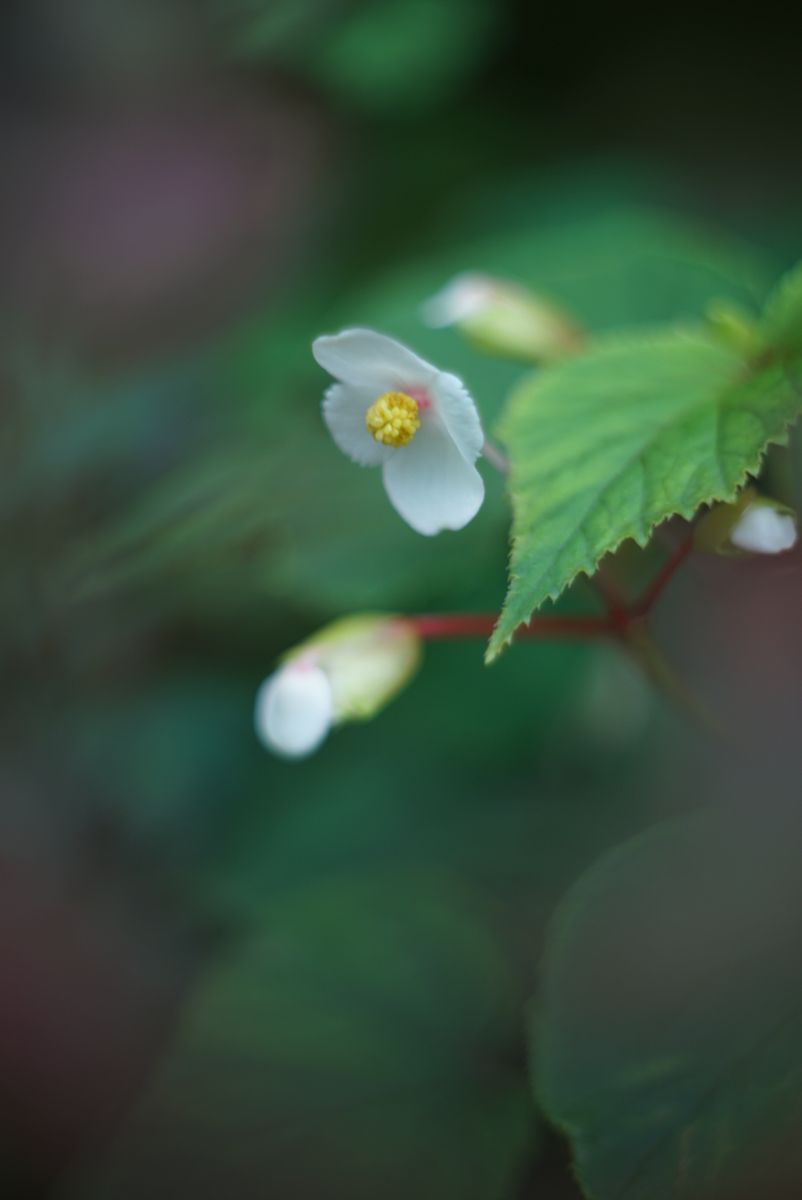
[762,258,802,358]
[354,206,770,348]
[534,809,802,1199]
[69,875,537,1200]
[489,330,802,658]
[214,637,643,904]
[64,672,261,851]
[302,0,498,113]
[225,0,499,113]
[218,0,347,54]
[75,433,510,622]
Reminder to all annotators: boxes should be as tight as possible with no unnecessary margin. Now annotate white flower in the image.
[255,614,421,760]
[313,328,485,536]
[729,501,798,555]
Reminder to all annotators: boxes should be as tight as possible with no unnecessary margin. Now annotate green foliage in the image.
[73,875,537,1200]
[761,260,802,358]
[490,269,802,659]
[6,1,802,1195]
[59,642,650,1200]
[219,0,498,113]
[533,809,802,1199]
[75,198,771,630]
[302,0,496,113]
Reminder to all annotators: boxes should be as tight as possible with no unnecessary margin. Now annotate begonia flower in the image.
[313,329,485,536]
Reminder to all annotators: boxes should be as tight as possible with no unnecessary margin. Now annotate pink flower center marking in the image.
[406,386,431,413]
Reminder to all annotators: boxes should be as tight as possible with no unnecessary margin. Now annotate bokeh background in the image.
[2,2,802,1197]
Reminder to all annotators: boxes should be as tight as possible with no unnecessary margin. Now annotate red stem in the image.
[410,612,613,641]
[410,534,694,644]
[631,536,693,619]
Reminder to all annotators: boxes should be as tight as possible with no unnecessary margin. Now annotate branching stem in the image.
[412,533,694,644]
[409,530,714,731]
[411,612,611,640]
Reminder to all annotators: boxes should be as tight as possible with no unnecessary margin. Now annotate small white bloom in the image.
[255,615,422,760]
[729,502,798,555]
[313,328,485,536]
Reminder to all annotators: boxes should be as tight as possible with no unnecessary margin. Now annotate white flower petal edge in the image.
[383,419,485,536]
[730,504,798,554]
[313,329,437,391]
[254,662,333,759]
[323,384,393,467]
[434,371,485,462]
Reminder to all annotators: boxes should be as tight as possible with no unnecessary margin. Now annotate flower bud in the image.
[255,615,422,759]
[695,487,798,557]
[255,661,333,759]
[421,273,581,364]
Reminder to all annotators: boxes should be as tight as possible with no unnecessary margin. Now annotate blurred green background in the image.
[1,2,802,1197]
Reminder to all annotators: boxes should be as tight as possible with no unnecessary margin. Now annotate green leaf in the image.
[533,810,802,1200]
[488,329,802,660]
[70,876,537,1200]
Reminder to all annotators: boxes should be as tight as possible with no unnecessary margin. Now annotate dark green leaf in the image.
[70,877,537,1200]
[534,810,802,1199]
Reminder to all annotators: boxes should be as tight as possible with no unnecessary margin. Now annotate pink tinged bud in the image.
[254,615,423,760]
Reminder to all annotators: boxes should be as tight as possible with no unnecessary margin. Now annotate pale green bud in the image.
[422,273,582,364]
[255,614,422,759]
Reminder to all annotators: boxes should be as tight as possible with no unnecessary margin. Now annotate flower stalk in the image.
[410,612,612,641]
[480,439,510,475]
[413,533,695,645]
[409,531,720,731]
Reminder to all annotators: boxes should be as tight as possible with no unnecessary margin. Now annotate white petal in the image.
[382,420,485,535]
[431,371,485,462]
[312,328,437,391]
[254,663,333,759]
[730,504,798,554]
[322,384,393,467]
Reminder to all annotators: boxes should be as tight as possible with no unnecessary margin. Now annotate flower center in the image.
[365,391,420,448]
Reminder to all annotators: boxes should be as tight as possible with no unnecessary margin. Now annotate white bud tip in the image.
[420,273,496,328]
[730,504,798,555]
[254,661,333,759]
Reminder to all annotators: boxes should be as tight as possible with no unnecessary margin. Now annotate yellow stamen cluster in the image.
[365,391,420,448]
